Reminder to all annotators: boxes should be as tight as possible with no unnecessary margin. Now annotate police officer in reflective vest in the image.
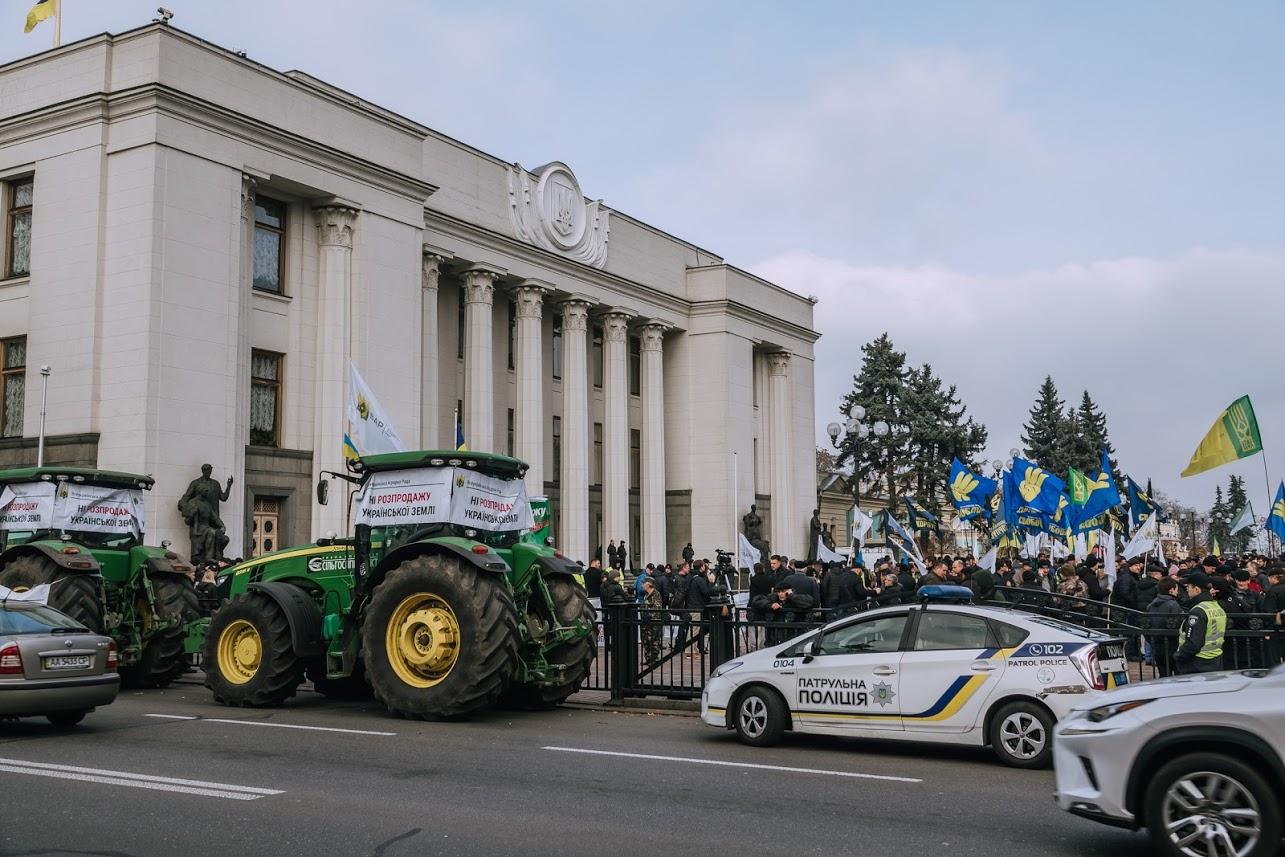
[1174,571,1227,674]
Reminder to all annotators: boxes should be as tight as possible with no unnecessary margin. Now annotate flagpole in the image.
[1259,450,1277,558]
[731,451,738,562]
[53,0,61,47]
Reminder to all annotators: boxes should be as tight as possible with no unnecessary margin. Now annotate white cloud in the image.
[753,248,1285,508]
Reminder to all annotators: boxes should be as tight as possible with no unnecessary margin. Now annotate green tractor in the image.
[203,450,595,718]
[0,467,201,687]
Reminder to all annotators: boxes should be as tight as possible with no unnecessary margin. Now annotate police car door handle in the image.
[873,666,897,676]
[971,661,998,672]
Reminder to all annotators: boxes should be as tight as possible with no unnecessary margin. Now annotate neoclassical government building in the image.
[0,24,819,565]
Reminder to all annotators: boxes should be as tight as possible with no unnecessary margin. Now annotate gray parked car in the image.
[0,600,119,727]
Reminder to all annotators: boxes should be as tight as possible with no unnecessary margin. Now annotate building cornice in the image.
[687,298,822,346]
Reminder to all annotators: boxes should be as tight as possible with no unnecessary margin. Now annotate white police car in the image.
[702,586,1129,767]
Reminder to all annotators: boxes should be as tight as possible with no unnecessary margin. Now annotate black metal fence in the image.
[580,592,1282,702]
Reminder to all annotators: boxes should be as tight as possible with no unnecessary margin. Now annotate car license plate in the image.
[43,655,91,670]
[1098,644,1125,661]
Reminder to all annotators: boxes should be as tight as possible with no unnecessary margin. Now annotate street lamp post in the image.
[826,406,890,563]
[36,365,51,468]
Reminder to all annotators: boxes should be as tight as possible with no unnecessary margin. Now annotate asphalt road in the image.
[0,683,1153,857]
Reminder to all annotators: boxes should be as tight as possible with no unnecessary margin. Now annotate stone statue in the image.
[822,522,836,552]
[178,463,233,564]
[742,504,763,542]
[742,504,769,561]
[807,508,823,561]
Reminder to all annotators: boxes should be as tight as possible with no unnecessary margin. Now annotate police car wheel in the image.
[989,701,1053,768]
[733,687,786,747]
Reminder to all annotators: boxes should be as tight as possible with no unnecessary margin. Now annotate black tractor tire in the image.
[46,710,89,729]
[0,554,103,632]
[501,577,596,710]
[203,592,304,707]
[307,662,373,701]
[122,575,200,689]
[362,554,519,720]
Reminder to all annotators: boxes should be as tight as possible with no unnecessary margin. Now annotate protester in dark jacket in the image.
[1136,563,1163,612]
[751,583,816,645]
[1146,577,1184,676]
[832,566,872,614]
[584,558,604,599]
[600,569,629,606]
[682,542,695,563]
[971,567,1001,604]
[1113,557,1142,611]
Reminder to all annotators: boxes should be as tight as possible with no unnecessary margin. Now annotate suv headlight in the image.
[1086,699,1152,723]
[710,660,743,680]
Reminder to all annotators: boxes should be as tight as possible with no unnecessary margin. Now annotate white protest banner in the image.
[0,482,56,529]
[51,483,145,537]
[354,467,453,528]
[449,468,533,532]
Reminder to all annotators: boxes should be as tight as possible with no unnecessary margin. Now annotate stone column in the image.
[462,267,500,453]
[766,351,795,556]
[559,299,592,563]
[602,310,632,556]
[226,176,255,557]
[419,247,451,449]
[312,204,359,538]
[640,323,667,565]
[512,280,548,494]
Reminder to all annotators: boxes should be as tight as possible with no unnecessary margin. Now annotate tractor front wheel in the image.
[203,592,304,706]
[362,554,519,719]
[0,555,103,632]
[122,575,199,689]
[502,576,596,710]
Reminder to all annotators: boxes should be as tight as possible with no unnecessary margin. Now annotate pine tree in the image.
[1021,376,1065,472]
[1058,406,1094,476]
[1226,475,1250,552]
[838,333,908,505]
[1076,391,1117,475]
[1208,485,1230,552]
[901,363,988,511]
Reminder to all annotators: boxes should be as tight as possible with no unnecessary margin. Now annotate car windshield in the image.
[0,603,89,635]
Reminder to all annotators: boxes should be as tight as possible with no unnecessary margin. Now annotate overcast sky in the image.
[4,1,1281,510]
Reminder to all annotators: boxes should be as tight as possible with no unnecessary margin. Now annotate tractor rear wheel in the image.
[502,577,596,710]
[0,555,103,632]
[362,554,519,719]
[203,592,304,706]
[122,575,199,689]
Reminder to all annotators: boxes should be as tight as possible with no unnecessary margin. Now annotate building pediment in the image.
[506,161,610,269]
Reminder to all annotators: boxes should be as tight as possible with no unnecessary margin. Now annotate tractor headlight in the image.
[710,660,743,680]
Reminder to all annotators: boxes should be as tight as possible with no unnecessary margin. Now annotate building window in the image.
[507,299,516,371]
[1,336,25,438]
[551,416,562,484]
[630,428,641,489]
[551,317,563,380]
[593,422,603,485]
[629,336,641,396]
[252,197,286,294]
[506,408,515,457]
[592,326,604,388]
[5,178,33,278]
[250,349,283,447]
[457,289,466,360]
[251,496,283,558]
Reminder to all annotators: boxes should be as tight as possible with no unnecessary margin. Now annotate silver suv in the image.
[1053,664,1284,857]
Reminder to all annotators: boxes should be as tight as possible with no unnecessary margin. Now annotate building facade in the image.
[0,25,819,565]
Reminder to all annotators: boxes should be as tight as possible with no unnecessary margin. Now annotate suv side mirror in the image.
[316,478,329,506]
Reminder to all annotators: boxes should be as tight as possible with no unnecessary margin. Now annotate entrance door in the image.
[251,496,283,558]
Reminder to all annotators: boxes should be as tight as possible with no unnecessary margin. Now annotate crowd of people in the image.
[585,545,1285,675]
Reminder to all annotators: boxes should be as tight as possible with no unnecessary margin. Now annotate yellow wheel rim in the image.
[385,593,460,688]
[217,619,262,685]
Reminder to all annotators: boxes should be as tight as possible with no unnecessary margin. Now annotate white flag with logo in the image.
[1123,512,1157,560]
[1103,526,1118,588]
[345,363,406,460]
[816,536,845,565]
[977,545,998,572]
[737,532,762,571]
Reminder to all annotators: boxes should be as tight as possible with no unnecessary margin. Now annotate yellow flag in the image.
[1180,395,1263,478]
[24,0,57,33]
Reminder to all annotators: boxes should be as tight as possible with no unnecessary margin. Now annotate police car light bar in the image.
[917,585,974,605]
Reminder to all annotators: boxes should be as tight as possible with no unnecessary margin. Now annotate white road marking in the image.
[0,757,283,800]
[542,746,923,783]
[144,713,395,736]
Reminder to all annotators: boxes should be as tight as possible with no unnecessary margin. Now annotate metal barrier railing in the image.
[583,591,1282,701]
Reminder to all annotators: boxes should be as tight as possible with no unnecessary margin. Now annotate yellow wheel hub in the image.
[217,619,262,685]
[385,593,460,688]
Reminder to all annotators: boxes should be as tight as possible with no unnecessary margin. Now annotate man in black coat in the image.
[599,569,630,654]
[1136,562,1163,612]
[1261,565,1285,666]
[747,562,774,620]
[682,542,695,563]
[584,557,604,599]
[684,563,714,655]
[1113,556,1142,611]
[751,582,816,645]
